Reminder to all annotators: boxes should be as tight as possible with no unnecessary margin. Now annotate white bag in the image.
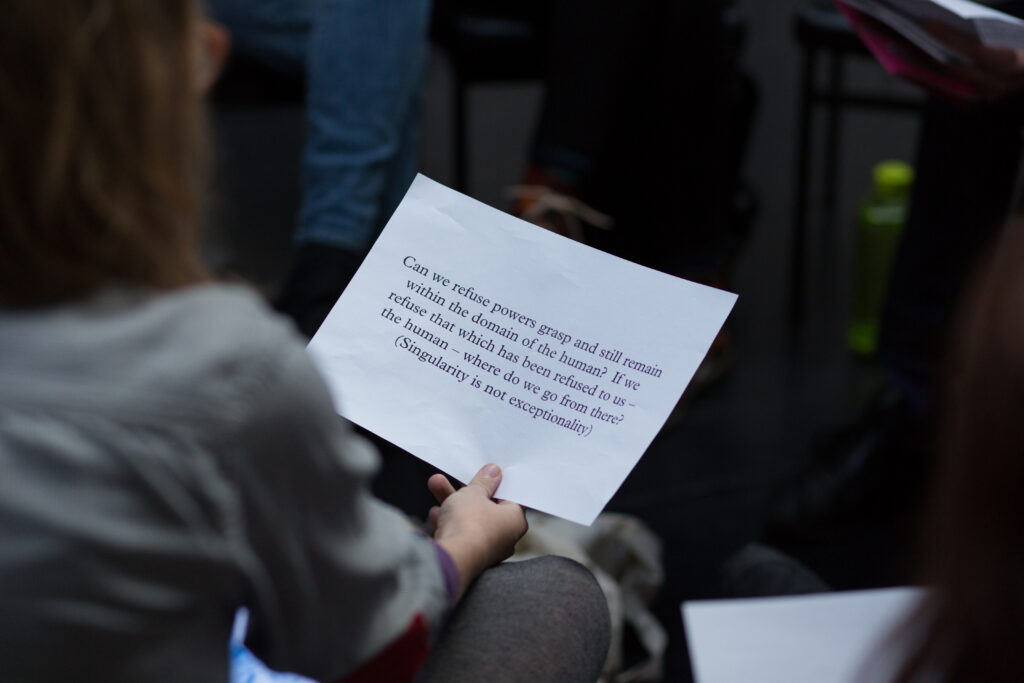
[511,511,667,683]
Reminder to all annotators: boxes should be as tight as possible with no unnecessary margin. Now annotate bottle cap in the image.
[873,160,914,197]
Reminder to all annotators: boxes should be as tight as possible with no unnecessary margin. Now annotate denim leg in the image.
[298,0,432,251]
[380,81,425,223]
[206,0,430,251]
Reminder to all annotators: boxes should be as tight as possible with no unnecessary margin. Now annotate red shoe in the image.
[506,168,613,242]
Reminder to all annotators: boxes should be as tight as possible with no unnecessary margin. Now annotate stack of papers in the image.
[836,0,1024,99]
[842,0,1024,62]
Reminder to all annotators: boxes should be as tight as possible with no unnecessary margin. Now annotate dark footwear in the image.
[721,543,831,598]
[274,243,365,338]
[763,384,929,543]
[662,325,733,429]
[662,266,736,429]
[688,324,734,396]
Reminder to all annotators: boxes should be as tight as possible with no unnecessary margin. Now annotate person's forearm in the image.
[435,537,488,600]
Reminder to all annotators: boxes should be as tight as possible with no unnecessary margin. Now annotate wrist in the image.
[435,536,487,600]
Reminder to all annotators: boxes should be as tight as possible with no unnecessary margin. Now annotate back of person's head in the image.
[0,0,209,309]
[890,219,1024,682]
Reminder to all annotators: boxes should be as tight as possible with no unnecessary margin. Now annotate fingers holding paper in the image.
[428,464,528,598]
[427,472,457,504]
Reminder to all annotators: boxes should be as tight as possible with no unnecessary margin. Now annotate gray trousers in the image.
[417,556,611,683]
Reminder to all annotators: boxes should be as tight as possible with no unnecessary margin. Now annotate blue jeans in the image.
[207,0,432,252]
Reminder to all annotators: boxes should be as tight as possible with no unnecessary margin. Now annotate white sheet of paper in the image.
[308,175,736,525]
[682,588,925,683]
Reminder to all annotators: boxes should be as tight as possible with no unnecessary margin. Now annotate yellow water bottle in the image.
[847,160,913,356]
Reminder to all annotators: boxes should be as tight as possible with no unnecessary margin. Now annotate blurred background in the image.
[207,1,931,680]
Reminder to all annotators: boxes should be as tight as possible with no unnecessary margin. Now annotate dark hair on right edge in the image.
[0,1,209,309]
[889,219,1024,683]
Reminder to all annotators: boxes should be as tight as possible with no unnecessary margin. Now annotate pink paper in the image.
[836,2,977,102]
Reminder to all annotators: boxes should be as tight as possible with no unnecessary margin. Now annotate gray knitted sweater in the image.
[0,284,450,682]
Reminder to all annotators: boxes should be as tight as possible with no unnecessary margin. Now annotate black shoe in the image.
[274,243,364,338]
[763,384,930,543]
[721,543,831,598]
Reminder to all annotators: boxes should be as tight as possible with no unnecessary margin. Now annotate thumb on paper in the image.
[468,463,502,498]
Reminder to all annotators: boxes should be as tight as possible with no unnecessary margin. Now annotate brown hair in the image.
[0,0,210,308]
[890,220,1024,682]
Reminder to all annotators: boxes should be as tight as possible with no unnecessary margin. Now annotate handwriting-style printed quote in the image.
[381,255,666,438]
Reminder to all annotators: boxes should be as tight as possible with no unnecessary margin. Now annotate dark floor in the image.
[207,3,930,680]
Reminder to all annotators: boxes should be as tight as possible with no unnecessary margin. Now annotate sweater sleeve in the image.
[227,330,453,682]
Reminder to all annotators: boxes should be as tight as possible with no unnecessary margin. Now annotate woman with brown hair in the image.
[0,2,608,681]
[885,219,1024,683]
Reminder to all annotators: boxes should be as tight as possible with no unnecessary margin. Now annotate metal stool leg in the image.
[790,48,817,327]
[453,72,469,192]
[822,49,844,236]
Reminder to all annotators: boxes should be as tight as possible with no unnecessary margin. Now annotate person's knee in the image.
[522,556,611,652]
[531,555,605,605]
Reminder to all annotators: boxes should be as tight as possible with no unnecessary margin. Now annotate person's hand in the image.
[928,22,1024,101]
[427,464,528,598]
[194,18,230,94]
